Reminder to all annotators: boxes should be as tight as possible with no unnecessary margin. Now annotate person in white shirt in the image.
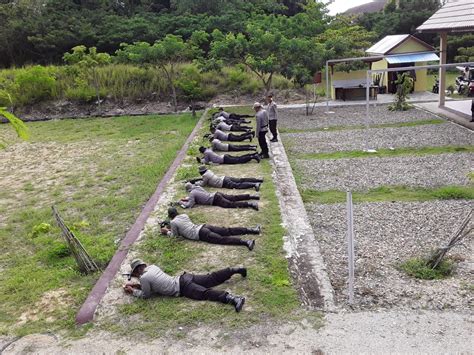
[266,94,278,142]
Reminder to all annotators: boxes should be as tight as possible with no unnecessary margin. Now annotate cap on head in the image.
[253,102,262,109]
[168,206,178,218]
[218,107,223,111]
[130,259,146,276]
[267,93,273,98]
[199,146,206,153]
[198,165,207,174]
[185,182,193,191]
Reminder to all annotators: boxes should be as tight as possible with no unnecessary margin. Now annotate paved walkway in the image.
[416,101,474,130]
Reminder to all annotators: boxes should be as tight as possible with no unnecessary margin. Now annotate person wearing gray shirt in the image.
[214,121,252,132]
[253,102,269,159]
[210,127,254,142]
[124,259,247,312]
[267,94,278,142]
[197,147,260,165]
[211,138,257,152]
[189,165,263,191]
[161,207,259,250]
[179,183,259,210]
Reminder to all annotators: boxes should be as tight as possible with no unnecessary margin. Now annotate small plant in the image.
[400,257,454,280]
[30,222,52,238]
[388,72,414,111]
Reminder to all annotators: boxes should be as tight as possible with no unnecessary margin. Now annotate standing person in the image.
[210,138,257,152]
[123,259,247,312]
[161,207,259,250]
[471,99,474,122]
[197,146,260,164]
[267,94,278,142]
[178,183,259,210]
[188,166,263,191]
[253,102,269,159]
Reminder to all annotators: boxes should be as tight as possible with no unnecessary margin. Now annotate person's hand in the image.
[179,203,186,209]
[161,227,170,235]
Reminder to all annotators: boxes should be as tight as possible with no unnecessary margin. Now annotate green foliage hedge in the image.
[0,63,292,108]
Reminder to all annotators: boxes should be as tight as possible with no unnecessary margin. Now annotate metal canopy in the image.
[385,52,440,64]
[417,0,474,33]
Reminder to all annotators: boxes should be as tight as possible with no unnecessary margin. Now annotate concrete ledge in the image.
[269,136,335,311]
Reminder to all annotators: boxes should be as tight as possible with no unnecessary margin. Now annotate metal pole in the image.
[325,61,330,113]
[346,191,355,305]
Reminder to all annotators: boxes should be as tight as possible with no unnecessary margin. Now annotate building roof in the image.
[366,34,435,55]
[417,0,474,33]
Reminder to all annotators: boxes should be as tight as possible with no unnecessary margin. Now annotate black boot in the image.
[246,240,255,251]
[248,225,261,234]
[249,194,260,200]
[253,154,261,163]
[230,267,247,277]
[225,294,246,312]
[248,202,259,211]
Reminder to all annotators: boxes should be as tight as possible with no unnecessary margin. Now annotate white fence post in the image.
[346,190,355,305]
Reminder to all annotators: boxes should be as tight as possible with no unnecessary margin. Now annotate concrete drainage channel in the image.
[269,136,336,312]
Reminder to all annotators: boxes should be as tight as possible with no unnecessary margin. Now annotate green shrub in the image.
[400,257,454,280]
[30,223,52,238]
[14,66,56,105]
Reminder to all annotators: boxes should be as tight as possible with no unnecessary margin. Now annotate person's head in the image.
[185,182,194,192]
[167,206,178,219]
[267,94,273,102]
[198,165,207,175]
[209,124,215,131]
[218,107,224,112]
[253,102,262,112]
[130,259,147,279]
[199,146,206,154]
[210,127,216,133]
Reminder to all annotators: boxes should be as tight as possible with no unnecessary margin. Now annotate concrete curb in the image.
[269,134,336,312]
[75,109,209,324]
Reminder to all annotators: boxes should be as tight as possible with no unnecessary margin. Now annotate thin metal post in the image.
[346,191,355,305]
[325,61,329,113]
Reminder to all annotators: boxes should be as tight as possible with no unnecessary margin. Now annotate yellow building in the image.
[366,34,439,94]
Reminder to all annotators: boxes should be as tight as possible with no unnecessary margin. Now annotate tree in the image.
[115,35,192,111]
[210,26,287,95]
[63,45,111,111]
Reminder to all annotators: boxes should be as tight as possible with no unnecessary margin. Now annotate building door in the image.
[388,62,415,94]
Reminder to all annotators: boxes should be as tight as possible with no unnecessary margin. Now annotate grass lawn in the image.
[0,113,198,336]
[99,107,301,337]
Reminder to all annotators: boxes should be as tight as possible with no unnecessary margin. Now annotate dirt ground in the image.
[1,310,472,354]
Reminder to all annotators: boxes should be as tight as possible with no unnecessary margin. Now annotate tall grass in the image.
[0,63,293,108]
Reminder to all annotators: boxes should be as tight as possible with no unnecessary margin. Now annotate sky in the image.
[326,0,375,15]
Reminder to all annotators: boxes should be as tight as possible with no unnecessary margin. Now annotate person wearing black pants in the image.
[180,184,259,211]
[162,208,259,250]
[471,99,474,122]
[253,102,269,158]
[198,147,260,164]
[210,128,254,142]
[188,166,263,191]
[124,259,246,312]
[267,94,278,142]
[210,138,256,152]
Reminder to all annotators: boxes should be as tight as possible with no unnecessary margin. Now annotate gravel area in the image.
[306,200,474,310]
[283,123,473,154]
[296,153,473,191]
[278,105,441,130]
